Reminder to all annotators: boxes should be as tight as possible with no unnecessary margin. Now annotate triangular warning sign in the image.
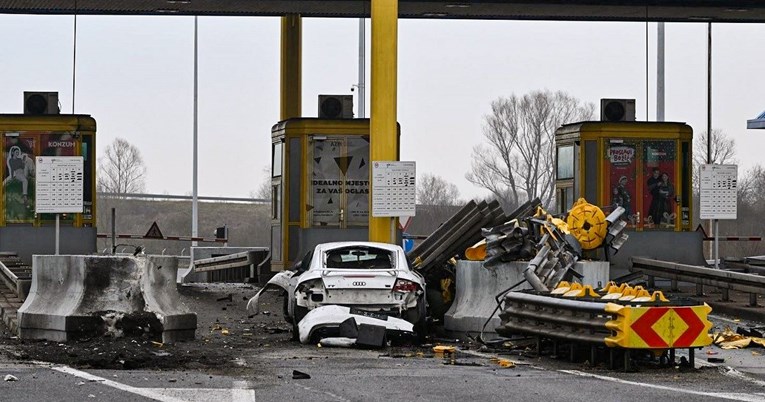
[145,221,164,239]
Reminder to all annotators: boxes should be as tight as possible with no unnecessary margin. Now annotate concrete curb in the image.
[17,255,196,343]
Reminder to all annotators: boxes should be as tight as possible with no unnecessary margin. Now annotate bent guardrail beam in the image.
[497,291,612,344]
[193,251,258,273]
[631,257,765,306]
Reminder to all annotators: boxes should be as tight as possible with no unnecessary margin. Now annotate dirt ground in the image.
[0,283,295,371]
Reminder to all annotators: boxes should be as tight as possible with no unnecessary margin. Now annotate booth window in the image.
[557,145,574,180]
[272,142,283,177]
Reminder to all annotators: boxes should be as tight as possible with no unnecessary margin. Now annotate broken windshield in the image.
[324,247,394,269]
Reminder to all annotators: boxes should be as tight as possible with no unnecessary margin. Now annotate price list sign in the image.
[35,156,84,214]
[699,164,737,220]
[372,161,416,217]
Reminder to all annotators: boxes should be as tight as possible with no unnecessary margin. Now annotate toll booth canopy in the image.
[555,121,693,232]
[270,118,400,271]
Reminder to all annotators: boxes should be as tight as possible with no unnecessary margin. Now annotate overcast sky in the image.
[1,15,763,201]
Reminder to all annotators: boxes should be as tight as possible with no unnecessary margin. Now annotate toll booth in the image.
[554,121,693,232]
[270,118,399,271]
[0,114,97,263]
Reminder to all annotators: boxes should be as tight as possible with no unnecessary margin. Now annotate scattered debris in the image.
[319,337,356,348]
[216,294,233,302]
[292,370,311,380]
[713,327,765,349]
[4,374,18,381]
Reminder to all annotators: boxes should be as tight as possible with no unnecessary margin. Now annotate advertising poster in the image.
[344,137,369,226]
[4,133,37,223]
[310,137,343,226]
[309,136,370,227]
[606,142,637,227]
[643,141,676,229]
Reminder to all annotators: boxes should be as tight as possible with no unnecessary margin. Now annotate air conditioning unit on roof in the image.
[318,95,353,119]
[600,99,635,122]
[24,92,60,115]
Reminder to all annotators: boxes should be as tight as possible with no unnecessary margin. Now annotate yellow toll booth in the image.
[270,118,400,271]
[555,121,693,232]
[0,114,97,262]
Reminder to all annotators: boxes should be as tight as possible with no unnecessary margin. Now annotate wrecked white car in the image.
[247,242,426,340]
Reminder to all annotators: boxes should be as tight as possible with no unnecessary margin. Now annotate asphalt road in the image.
[1,283,765,401]
[2,340,765,401]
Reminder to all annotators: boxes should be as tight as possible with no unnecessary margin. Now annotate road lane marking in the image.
[51,365,255,402]
[560,369,765,402]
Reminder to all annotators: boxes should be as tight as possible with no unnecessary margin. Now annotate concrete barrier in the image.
[17,255,196,343]
[444,260,610,338]
[444,260,531,338]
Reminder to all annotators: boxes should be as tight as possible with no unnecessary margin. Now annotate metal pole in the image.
[707,22,713,262]
[71,11,77,114]
[192,15,199,247]
[55,214,60,255]
[111,207,116,254]
[656,22,665,122]
[358,18,366,118]
[714,219,719,269]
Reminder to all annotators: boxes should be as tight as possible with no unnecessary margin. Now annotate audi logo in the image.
[352,281,366,286]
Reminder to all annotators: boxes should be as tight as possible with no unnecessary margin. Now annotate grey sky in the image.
[1,15,763,200]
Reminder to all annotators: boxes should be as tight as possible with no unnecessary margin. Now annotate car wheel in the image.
[291,305,308,341]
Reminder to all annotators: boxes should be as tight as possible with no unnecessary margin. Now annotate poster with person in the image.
[4,133,36,223]
[643,141,676,229]
[606,142,637,226]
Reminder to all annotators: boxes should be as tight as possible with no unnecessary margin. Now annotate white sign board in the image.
[699,164,737,220]
[35,156,84,214]
[372,161,416,217]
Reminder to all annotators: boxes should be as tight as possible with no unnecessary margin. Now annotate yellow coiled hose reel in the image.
[566,198,607,250]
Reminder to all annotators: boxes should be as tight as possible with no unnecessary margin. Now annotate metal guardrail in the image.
[496,289,713,370]
[0,253,31,300]
[631,257,765,306]
[194,251,259,273]
[497,291,611,344]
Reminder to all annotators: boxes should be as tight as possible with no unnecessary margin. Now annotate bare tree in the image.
[97,138,146,194]
[692,129,736,187]
[417,173,460,206]
[466,90,594,209]
[250,165,273,201]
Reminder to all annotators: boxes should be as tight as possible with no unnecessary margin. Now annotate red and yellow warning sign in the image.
[605,303,713,349]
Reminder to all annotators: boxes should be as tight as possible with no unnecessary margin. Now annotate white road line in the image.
[51,365,256,402]
[232,380,256,402]
[721,367,765,388]
[560,370,765,402]
[52,365,188,402]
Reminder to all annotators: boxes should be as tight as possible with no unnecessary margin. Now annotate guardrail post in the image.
[721,288,729,301]
[647,275,655,289]
[671,279,678,291]
[695,283,704,297]
[750,293,758,307]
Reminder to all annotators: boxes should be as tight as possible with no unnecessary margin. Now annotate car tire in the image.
[291,305,308,341]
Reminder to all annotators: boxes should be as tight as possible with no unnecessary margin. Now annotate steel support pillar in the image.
[280,15,302,120]
[369,0,398,243]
